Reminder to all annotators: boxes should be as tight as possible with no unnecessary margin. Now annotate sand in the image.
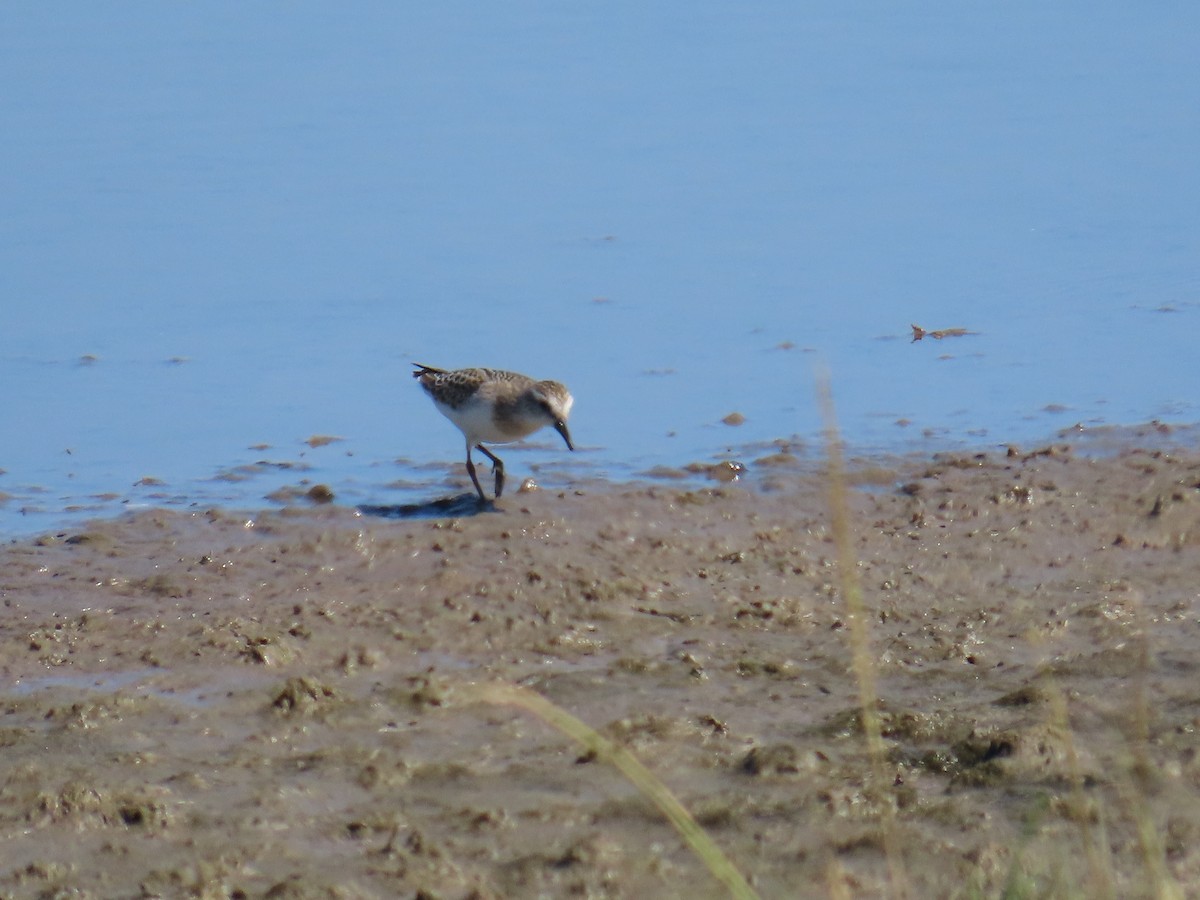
[1,434,1199,899]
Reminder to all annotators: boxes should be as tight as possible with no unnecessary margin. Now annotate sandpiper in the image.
[412,364,575,502]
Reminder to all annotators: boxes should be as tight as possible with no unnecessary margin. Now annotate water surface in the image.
[2,3,1197,534]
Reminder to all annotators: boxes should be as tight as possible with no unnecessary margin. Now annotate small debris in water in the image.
[753,451,800,468]
[722,412,746,426]
[911,324,977,342]
[305,435,344,448]
[641,466,688,480]
[306,484,335,504]
[684,460,746,482]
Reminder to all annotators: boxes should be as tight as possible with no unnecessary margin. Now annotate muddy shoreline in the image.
[2,437,1199,898]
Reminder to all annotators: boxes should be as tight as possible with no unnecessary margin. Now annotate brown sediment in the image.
[1,442,1199,897]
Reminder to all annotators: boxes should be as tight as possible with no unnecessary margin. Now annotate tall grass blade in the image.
[818,369,909,900]
[476,681,761,900]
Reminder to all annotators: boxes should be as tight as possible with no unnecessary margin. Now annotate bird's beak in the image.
[555,420,575,451]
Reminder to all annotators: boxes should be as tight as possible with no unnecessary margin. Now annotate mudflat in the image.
[2,437,1198,898]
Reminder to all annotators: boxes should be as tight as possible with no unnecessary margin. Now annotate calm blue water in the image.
[3,3,1197,534]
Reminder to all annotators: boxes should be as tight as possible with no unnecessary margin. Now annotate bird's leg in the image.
[464,447,488,503]
[476,444,505,499]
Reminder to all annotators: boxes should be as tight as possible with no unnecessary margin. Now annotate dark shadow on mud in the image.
[358,493,497,519]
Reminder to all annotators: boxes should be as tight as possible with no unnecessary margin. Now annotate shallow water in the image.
[3,2,1198,535]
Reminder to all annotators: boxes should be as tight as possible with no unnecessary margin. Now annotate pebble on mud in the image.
[742,743,823,776]
[272,676,335,714]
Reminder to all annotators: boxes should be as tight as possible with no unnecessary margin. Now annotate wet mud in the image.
[1,439,1199,898]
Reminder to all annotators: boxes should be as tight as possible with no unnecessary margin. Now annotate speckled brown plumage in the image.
[412,363,575,502]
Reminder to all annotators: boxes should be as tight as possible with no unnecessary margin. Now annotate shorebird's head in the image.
[533,381,575,451]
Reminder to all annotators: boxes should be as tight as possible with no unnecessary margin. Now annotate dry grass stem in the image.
[475,681,761,900]
[818,370,909,900]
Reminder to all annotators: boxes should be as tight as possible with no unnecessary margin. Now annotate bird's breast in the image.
[436,398,535,444]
